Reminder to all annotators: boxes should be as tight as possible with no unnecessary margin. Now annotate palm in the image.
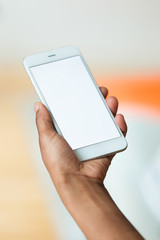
[79,157,113,183]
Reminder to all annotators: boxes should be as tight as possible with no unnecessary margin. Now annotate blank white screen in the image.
[30,56,120,149]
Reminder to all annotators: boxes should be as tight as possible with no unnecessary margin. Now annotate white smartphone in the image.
[23,46,127,161]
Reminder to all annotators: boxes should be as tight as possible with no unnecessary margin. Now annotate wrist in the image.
[50,172,144,240]
[52,172,101,201]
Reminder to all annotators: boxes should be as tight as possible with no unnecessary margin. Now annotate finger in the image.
[107,96,118,116]
[34,102,56,138]
[115,114,127,137]
[99,87,108,99]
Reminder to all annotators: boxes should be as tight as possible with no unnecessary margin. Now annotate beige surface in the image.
[0,66,57,239]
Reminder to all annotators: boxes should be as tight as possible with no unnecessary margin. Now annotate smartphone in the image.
[23,46,127,161]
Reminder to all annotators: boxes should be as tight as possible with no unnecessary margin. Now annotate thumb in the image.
[34,102,57,138]
[34,102,80,177]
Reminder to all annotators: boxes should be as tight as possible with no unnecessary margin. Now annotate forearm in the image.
[53,175,144,240]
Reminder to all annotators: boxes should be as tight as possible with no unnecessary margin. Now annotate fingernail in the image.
[34,103,39,113]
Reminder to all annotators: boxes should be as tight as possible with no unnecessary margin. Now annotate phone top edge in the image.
[23,45,81,66]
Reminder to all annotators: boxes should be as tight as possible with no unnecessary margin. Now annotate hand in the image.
[34,89,144,240]
[34,87,127,185]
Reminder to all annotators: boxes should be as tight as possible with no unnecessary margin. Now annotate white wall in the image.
[0,0,160,74]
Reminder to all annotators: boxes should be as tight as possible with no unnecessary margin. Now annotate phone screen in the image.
[30,56,120,150]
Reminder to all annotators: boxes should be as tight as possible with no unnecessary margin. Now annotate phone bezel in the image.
[23,46,127,161]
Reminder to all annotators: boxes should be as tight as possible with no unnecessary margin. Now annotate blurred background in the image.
[0,0,160,239]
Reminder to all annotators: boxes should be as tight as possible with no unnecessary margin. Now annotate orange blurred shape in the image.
[98,74,160,110]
